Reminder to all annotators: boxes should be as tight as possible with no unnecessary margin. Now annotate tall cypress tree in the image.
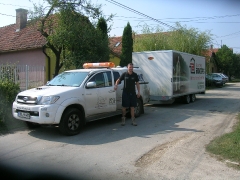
[96,17,110,62]
[120,22,133,67]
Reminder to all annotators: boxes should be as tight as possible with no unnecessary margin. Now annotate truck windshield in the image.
[47,72,88,87]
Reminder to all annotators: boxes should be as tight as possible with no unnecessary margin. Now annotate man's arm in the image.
[114,79,120,90]
[136,82,140,98]
[114,72,125,90]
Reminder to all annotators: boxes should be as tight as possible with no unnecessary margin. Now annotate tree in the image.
[29,0,111,77]
[216,45,239,81]
[232,53,240,79]
[96,17,110,62]
[133,23,212,56]
[120,22,133,67]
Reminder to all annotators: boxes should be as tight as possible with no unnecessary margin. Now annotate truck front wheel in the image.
[59,108,84,136]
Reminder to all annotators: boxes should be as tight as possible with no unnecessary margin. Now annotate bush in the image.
[0,78,20,123]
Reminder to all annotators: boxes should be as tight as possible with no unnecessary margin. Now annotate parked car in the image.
[212,73,228,84]
[206,73,224,87]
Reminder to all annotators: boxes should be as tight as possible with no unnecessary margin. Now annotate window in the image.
[88,73,105,88]
[105,71,112,86]
[113,71,121,84]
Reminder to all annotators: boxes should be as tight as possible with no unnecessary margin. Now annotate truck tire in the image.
[190,94,196,102]
[184,95,191,104]
[135,98,143,117]
[59,108,84,136]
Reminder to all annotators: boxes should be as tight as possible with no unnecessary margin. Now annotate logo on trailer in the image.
[190,58,195,74]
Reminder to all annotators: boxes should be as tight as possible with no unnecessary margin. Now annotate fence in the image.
[0,65,45,91]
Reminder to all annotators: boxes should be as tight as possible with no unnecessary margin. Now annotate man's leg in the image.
[130,107,137,126]
[121,107,126,126]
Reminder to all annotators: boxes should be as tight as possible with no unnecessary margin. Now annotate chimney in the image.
[16,8,28,32]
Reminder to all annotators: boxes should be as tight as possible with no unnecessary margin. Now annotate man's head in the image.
[127,63,133,74]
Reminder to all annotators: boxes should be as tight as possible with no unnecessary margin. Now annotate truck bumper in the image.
[12,102,61,124]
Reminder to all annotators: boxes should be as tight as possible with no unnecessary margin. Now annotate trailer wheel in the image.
[184,95,191,104]
[135,98,143,117]
[59,108,84,136]
[190,94,196,102]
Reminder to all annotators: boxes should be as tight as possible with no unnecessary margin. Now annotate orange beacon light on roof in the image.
[83,62,115,69]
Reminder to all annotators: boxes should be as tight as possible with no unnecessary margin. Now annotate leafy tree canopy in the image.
[216,45,240,80]
[28,0,112,76]
[133,22,212,56]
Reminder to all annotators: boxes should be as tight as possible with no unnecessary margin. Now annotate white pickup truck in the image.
[12,62,149,135]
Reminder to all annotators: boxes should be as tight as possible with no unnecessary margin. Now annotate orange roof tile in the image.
[0,23,46,52]
[109,36,122,57]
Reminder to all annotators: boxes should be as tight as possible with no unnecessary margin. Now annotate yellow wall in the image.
[45,48,57,82]
[109,54,120,66]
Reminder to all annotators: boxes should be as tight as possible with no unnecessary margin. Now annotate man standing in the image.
[114,63,140,126]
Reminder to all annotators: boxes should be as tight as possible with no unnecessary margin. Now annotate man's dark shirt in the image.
[119,71,139,93]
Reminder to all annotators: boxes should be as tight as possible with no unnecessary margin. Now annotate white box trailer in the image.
[132,50,205,104]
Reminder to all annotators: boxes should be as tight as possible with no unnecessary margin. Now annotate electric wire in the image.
[105,0,175,30]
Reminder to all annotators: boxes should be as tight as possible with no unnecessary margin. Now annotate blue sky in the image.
[0,0,240,53]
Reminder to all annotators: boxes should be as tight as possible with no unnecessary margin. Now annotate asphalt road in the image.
[1,83,240,180]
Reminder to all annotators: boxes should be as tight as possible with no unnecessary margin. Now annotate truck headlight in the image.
[38,96,60,105]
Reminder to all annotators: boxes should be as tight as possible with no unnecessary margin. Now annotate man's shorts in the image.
[122,91,137,108]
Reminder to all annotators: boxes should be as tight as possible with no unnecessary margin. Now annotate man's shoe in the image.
[121,117,126,126]
[131,118,137,126]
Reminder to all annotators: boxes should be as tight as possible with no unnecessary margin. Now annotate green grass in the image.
[206,114,240,169]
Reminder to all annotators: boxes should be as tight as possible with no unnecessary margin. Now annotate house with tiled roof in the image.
[109,36,122,65]
[203,45,219,73]
[0,9,47,64]
[0,9,50,89]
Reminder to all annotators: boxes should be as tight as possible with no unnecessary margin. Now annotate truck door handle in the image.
[86,93,92,95]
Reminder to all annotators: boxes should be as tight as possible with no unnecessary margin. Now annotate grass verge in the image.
[206,113,240,170]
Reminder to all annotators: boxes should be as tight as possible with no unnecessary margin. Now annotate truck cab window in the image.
[113,71,121,84]
[105,71,112,86]
[89,73,105,88]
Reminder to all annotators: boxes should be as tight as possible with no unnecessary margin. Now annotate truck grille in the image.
[17,96,38,105]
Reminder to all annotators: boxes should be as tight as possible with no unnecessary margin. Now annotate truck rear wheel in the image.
[184,95,191,104]
[59,108,84,136]
[190,94,196,102]
[135,98,143,117]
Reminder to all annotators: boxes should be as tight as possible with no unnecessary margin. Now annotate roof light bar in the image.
[83,62,115,69]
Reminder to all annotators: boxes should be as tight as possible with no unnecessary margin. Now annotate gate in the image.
[0,65,45,91]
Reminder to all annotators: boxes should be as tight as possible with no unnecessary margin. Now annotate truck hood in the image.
[18,86,80,97]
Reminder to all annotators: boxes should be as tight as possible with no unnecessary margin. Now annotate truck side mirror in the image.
[86,82,96,89]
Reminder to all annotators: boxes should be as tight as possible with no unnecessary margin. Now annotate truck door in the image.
[84,71,116,115]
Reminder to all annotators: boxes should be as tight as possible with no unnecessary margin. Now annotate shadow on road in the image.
[4,83,240,146]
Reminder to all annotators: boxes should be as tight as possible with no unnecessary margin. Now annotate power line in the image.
[217,31,240,38]
[112,13,240,21]
[105,0,175,30]
[0,13,15,17]
[0,2,32,8]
